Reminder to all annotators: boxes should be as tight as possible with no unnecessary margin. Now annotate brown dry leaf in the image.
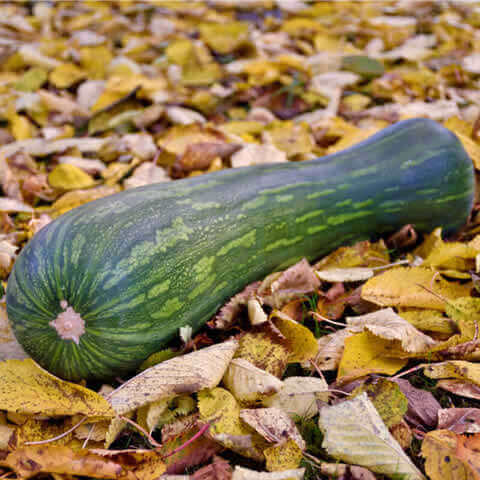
[436,380,480,401]
[438,408,480,434]
[393,378,441,429]
[346,308,437,354]
[161,415,221,474]
[240,408,305,450]
[0,358,114,417]
[192,456,232,480]
[0,445,165,479]
[223,359,283,405]
[361,267,472,311]
[108,340,238,415]
[178,143,239,173]
[422,430,480,480]
[319,463,376,480]
[263,376,329,419]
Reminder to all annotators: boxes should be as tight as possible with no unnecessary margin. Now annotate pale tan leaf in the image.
[232,466,304,480]
[312,328,354,371]
[0,198,33,213]
[315,267,374,283]
[166,106,206,125]
[437,380,480,401]
[263,376,328,419]
[239,407,305,450]
[438,408,480,434]
[346,308,437,353]
[223,358,283,405]
[230,144,287,168]
[109,340,238,414]
[0,424,13,449]
[124,163,170,189]
[247,299,268,326]
[320,463,376,480]
[319,393,425,479]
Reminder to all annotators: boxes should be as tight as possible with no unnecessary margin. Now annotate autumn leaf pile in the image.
[2,1,480,479]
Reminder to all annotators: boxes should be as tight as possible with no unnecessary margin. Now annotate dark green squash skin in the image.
[6,118,475,381]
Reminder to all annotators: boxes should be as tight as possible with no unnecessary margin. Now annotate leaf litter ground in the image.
[2,1,480,479]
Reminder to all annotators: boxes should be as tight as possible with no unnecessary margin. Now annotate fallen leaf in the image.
[438,408,480,434]
[232,466,305,480]
[361,266,471,311]
[192,456,232,480]
[198,387,265,461]
[319,463,376,480]
[0,359,114,416]
[424,361,480,387]
[346,308,437,354]
[263,376,329,419]
[315,267,374,282]
[230,144,287,168]
[0,304,28,361]
[48,163,96,190]
[263,439,303,472]
[351,377,408,427]
[398,309,456,335]
[422,430,480,480]
[0,198,34,213]
[319,393,425,479]
[108,340,238,415]
[393,378,441,429]
[239,408,305,450]
[436,379,480,400]
[312,328,354,371]
[338,331,408,378]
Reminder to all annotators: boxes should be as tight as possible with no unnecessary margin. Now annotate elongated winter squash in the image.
[6,118,475,381]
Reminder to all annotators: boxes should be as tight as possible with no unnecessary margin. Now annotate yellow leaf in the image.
[0,424,13,450]
[15,417,78,448]
[235,329,290,378]
[271,311,319,363]
[15,67,48,92]
[361,266,472,311]
[0,359,114,417]
[221,121,264,136]
[421,430,478,480]
[166,39,195,67]
[338,331,407,379]
[50,63,86,88]
[456,132,480,170]
[424,361,480,387]
[327,127,378,154]
[48,164,96,190]
[79,45,113,80]
[199,22,250,54]
[10,114,34,140]
[265,121,314,157]
[398,309,456,335]
[264,439,303,472]
[198,387,266,460]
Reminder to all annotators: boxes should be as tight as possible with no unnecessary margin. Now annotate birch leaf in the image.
[346,308,437,353]
[313,328,354,371]
[0,359,114,417]
[263,439,303,472]
[438,408,480,434]
[109,340,238,415]
[48,164,96,190]
[338,331,407,378]
[232,467,305,480]
[270,311,318,363]
[315,267,374,282]
[423,361,480,387]
[319,393,425,479]
[361,267,471,310]
[263,376,329,419]
[223,358,283,405]
[421,430,480,480]
[436,380,480,401]
[398,309,456,335]
[239,407,305,450]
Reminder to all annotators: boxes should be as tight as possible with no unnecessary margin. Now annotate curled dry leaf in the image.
[263,376,329,419]
[247,298,268,326]
[232,466,305,480]
[319,393,425,480]
[0,358,114,417]
[436,379,480,401]
[109,340,237,415]
[346,308,437,354]
[239,407,305,450]
[423,361,480,387]
[319,463,376,480]
[438,408,480,434]
[312,328,354,371]
[223,358,283,405]
[315,267,374,283]
[179,142,240,173]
